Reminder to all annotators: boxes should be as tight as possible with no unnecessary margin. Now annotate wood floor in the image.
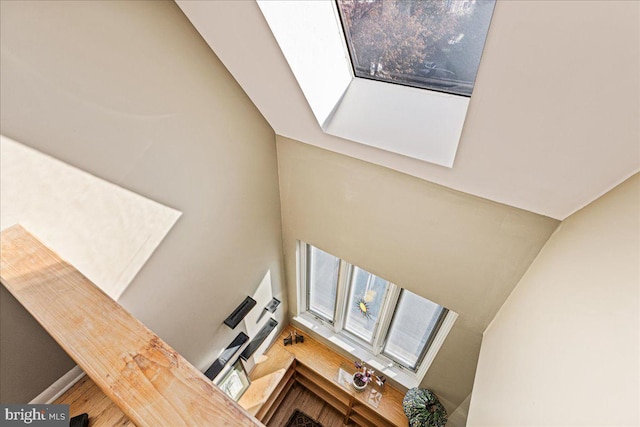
[54,376,134,427]
[267,383,347,427]
[57,376,348,427]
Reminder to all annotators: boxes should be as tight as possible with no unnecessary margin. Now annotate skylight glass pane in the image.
[336,0,495,96]
[307,245,340,322]
[383,290,446,369]
[344,267,389,343]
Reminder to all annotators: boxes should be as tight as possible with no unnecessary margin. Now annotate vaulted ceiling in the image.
[177,0,639,220]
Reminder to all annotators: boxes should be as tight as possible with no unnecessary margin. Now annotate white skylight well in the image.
[257,0,495,168]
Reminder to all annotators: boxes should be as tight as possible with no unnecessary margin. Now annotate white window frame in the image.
[295,241,457,388]
[381,289,449,370]
[302,243,341,324]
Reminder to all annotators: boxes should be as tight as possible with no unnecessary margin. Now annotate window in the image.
[383,289,446,370]
[256,0,478,168]
[306,245,340,323]
[336,0,495,96]
[298,242,455,381]
[343,267,389,343]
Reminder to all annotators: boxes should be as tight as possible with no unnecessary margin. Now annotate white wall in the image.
[468,174,639,426]
[0,0,285,402]
[1,136,181,301]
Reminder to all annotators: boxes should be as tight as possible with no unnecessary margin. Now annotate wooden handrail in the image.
[0,225,262,427]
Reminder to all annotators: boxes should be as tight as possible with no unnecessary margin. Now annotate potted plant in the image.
[402,388,448,427]
[352,361,373,392]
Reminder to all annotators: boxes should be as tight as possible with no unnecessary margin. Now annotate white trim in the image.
[296,240,305,317]
[29,366,85,404]
[333,260,350,333]
[372,284,401,355]
[414,310,458,381]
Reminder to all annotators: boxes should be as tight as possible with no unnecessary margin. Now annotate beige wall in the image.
[0,0,284,402]
[276,136,559,411]
[467,174,639,426]
[0,287,76,403]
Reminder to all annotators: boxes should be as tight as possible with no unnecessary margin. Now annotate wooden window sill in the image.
[241,325,408,427]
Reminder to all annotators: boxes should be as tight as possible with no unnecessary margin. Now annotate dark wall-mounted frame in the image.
[204,332,249,380]
[265,297,281,313]
[240,318,278,361]
[224,296,256,329]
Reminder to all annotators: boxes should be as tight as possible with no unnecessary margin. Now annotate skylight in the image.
[256,0,496,167]
[336,0,495,96]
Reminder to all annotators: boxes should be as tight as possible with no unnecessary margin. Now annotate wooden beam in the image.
[0,225,262,427]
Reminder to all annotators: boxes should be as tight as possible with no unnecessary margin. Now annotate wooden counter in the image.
[240,325,408,427]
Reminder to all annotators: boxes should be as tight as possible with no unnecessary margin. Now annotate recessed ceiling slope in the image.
[177,0,639,220]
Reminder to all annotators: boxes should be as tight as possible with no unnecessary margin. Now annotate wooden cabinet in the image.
[351,402,398,427]
[293,362,406,427]
[295,362,353,423]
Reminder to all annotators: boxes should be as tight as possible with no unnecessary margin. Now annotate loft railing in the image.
[0,225,262,427]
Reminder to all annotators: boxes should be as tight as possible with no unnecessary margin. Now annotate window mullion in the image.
[298,241,308,317]
[371,283,401,355]
[333,260,350,333]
